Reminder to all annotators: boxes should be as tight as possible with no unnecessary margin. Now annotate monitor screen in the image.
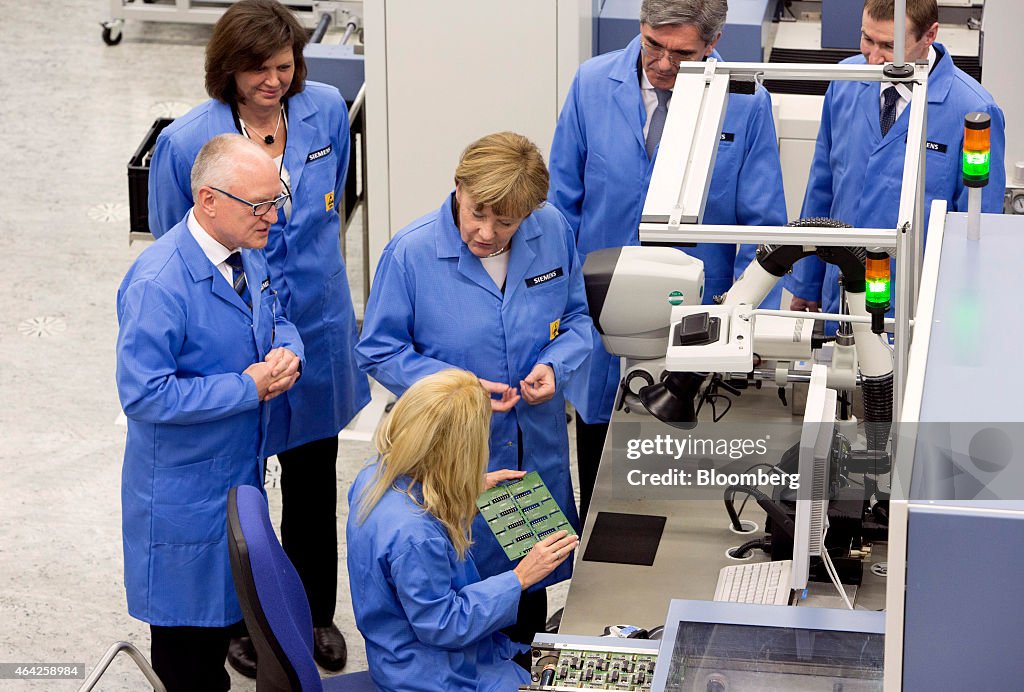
[792,365,838,591]
[662,621,883,691]
[652,600,885,692]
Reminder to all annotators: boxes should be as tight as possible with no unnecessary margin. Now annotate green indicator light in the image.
[668,290,684,306]
[962,150,990,178]
[865,278,891,305]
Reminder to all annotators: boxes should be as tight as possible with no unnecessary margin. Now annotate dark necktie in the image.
[645,88,672,158]
[225,252,251,309]
[880,86,900,137]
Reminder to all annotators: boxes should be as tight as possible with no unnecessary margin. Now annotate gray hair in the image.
[190,133,265,199]
[640,0,728,44]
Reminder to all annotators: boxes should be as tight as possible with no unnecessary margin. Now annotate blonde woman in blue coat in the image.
[348,369,579,691]
[146,0,368,673]
[356,132,593,652]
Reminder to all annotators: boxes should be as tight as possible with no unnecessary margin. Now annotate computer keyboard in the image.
[714,560,793,605]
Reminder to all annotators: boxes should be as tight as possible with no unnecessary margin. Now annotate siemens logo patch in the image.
[720,132,735,142]
[306,144,332,162]
[525,267,564,287]
[905,138,948,154]
[260,278,271,291]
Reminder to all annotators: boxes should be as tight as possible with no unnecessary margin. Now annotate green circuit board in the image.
[476,471,576,560]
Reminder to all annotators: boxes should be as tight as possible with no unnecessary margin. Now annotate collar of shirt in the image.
[881,45,936,118]
[479,249,511,292]
[187,209,238,285]
[639,67,671,138]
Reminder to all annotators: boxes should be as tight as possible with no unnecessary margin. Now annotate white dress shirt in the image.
[881,45,936,121]
[640,68,672,139]
[187,209,240,287]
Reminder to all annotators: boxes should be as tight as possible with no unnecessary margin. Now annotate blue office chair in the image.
[227,485,374,691]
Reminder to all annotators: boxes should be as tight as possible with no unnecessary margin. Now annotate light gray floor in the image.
[0,4,576,689]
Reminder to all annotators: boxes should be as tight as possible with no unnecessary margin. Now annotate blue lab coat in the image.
[116,219,304,626]
[355,194,592,587]
[347,463,530,692]
[787,44,1006,318]
[548,36,788,424]
[148,82,369,454]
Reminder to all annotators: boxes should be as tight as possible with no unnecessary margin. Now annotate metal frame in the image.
[642,67,729,225]
[893,64,931,427]
[882,199,947,691]
[341,83,372,307]
[638,224,898,248]
[639,59,932,426]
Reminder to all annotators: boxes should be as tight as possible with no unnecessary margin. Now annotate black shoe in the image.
[312,624,348,671]
[227,636,258,679]
[545,607,564,634]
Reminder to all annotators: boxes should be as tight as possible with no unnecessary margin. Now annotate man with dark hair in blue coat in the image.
[787,0,1005,321]
[547,0,788,520]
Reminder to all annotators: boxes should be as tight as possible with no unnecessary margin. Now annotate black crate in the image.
[128,118,175,235]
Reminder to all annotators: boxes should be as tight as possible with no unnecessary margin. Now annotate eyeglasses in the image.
[210,186,290,217]
[640,37,695,69]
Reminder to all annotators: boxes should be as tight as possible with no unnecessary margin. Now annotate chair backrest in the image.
[227,485,323,692]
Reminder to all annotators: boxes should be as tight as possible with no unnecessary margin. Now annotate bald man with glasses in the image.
[116,134,303,691]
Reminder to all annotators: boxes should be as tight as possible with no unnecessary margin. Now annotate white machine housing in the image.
[590,247,705,360]
[665,304,755,373]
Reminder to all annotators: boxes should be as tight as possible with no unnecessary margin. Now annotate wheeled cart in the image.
[101,1,359,45]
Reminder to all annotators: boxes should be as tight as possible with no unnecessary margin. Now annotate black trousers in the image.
[575,419,609,526]
[150,623,238,692]
[278,435,339,627]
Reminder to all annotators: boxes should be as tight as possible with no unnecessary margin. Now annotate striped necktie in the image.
[224,252,251,309]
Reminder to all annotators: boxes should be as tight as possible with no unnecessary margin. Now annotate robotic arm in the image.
[584,233,894,436]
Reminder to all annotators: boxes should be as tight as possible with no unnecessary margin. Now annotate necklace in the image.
[484,244,509,258]
[240,105,284,145]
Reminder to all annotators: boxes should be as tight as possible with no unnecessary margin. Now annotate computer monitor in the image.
[792,365,838,591]
[651,599,885,692]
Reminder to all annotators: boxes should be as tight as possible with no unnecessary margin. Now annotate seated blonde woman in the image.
[346,369,578,691]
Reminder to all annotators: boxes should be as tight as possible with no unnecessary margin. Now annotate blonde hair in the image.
[454,132,549,220]
[359,370,492,559]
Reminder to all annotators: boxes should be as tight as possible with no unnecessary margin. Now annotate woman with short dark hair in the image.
[147,0,369,678]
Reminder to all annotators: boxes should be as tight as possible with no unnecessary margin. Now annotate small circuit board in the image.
[477,471,576,560]
[525,645,659,690]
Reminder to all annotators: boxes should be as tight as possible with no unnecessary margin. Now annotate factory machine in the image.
[524,9,1024,690]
